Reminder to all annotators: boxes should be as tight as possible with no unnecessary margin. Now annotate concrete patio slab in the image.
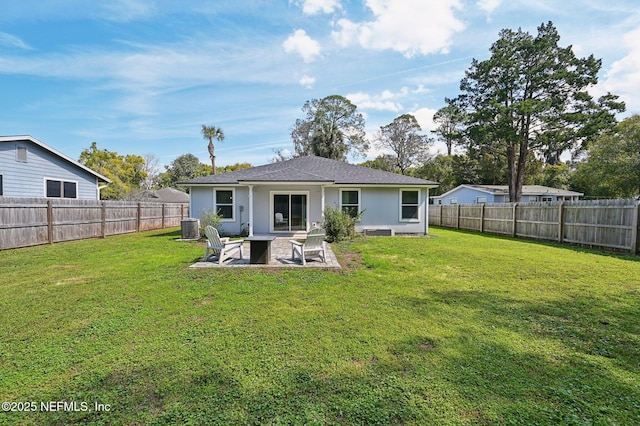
[188,237,341,269]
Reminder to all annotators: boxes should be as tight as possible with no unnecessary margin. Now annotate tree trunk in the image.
[506,143,518,202]
[515,145,528,202]
[208,141,216,175]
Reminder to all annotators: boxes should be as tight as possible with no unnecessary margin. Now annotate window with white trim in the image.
[340,189,360,217]
[449,198,458,205]
[400,189,420,221]
[46,179,77,198]
[215,189,234,221]
[476,196,487,203]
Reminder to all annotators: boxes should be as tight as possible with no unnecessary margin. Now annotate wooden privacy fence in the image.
[0,198,189,250]
[429,199,640,255]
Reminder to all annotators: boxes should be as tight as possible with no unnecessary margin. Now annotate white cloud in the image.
[477,0,501,14]
[347,91,403,112]
[283,29,321,62]
[411,107,437,132]
[299,75,316,88]
[0,32,33,50]
[299,0,341,15]
[332,0,465,57]
[411,107,453,156]
[602,27,640,114]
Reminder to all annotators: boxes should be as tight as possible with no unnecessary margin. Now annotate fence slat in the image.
[0,198,189,250]
[430,199,639,254]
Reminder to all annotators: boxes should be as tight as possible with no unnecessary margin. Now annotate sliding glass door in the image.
[273,193,307,232]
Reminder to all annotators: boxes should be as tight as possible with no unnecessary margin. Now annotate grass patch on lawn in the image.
[0,227,639,425]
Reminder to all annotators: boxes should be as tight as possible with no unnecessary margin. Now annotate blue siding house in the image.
[181,156,439,236]
[432,184,583,205]
[0,135,110,200]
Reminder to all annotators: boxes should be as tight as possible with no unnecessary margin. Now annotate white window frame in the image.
[476,196,487,204]
[214,188,235,222]
[542,196,553,202]
[339,188,361,218]
[399,188,421,222]
[269,190,310,233]
[44,178,78,199]
[449,198,458,205]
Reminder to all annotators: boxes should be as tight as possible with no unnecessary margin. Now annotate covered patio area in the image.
[188,237,341,269]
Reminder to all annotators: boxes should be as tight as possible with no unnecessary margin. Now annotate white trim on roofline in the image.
[0,135,111,183]
[432,184,496,199]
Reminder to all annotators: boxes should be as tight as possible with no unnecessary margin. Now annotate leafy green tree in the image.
[375,114,432,175]
[78,142,147,200]
[291,95,368,160]
[432,102,465,156]
[451,21,624,201]
[217,162,252,174]
[415,155,455,195]
[571,115,640,198]
[158,154,212,189]
[201,125,224,174]
[359,154,400,173]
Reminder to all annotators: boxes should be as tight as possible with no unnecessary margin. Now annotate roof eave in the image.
[1,135,112,183]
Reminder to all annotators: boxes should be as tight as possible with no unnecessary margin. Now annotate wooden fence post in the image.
[480,203,485,233]
[456,204,461,229]
[558,201,565,243]
[162,204,166,229]
[137,203,141,233]
[101,202,107,238]
[47,200,54,244]
[631,200,640,255]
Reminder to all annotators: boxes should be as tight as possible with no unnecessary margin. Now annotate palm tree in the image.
[201,125,225,174]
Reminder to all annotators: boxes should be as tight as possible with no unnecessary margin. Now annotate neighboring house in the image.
[432,184,583,205]
[181,156,439,236]
[134,187,190,204]
[0,135,110,200]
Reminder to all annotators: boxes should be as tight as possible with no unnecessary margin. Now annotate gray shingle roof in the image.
[181,156,439,186]
[136,187,190,203]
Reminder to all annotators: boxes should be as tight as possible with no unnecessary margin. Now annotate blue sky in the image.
[1,0,639,170]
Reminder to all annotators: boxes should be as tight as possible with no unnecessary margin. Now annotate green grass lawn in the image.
[0,228,639,425]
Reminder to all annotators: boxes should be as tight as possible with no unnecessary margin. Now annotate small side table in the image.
[246,236,277,264]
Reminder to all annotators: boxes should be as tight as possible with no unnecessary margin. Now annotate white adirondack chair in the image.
[290,227,326,265]
[204,226,244,264]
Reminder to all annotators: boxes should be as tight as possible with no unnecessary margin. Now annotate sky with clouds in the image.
[1,0,639,168]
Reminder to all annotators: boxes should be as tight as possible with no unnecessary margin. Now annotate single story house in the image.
[432,184,583,205]
[0,135,110,200]
[181,156,439,236]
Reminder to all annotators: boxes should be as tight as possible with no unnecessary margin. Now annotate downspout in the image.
[98,183,109,199]
[321,186,326,221]
[248,185,254,237]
